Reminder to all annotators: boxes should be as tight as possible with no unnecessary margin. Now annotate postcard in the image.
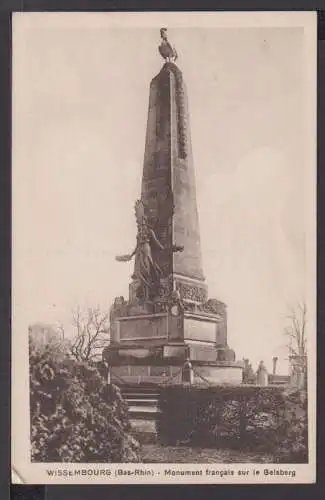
[11,11,316,484]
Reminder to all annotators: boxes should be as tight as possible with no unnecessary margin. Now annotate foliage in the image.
[29,336,139,463]
[273,389,308,463]
[157,384,308,462]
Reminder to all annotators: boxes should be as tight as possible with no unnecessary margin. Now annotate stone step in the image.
[128,409,160,420]
[130,419,158,444]
[124,396,159,405]
[128,405,160,413]
[120,386,162,394]
[119,386,161,423]
[121,388,161,394]
[126,398,159,405]
[122,392,159,399]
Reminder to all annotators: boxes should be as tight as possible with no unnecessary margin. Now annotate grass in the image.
[139,444,273,463]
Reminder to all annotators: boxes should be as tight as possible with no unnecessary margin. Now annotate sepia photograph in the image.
[11,11,316,484]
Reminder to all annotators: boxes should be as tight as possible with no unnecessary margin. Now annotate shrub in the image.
[273,389,308,463]
[29,336,140,462]
[157,384,308,461]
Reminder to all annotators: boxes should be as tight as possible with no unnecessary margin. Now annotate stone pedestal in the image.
[103,293,243,385]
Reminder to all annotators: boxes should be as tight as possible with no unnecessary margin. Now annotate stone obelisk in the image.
[104,30,242,385]
[140,59,206,303]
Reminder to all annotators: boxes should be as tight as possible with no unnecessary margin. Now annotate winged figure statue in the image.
[116,200,183,300]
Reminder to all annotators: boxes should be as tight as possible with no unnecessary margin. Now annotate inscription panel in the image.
[176,280,207,303]
[119,315,168,340]
[184,318,216,343]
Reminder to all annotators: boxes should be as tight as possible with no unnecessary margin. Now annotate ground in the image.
[131,419,275,463]
[139,444,273,463]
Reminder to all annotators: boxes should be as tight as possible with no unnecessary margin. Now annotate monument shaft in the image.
[141,63,205,303]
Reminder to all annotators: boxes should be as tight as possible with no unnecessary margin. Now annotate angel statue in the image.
[116,200,183,300]
[158,28,178,63]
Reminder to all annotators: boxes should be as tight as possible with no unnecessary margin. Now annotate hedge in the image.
[29,337,140,463]
[157,384,308,462]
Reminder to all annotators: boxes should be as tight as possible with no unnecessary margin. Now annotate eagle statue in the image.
[158,28,178,62]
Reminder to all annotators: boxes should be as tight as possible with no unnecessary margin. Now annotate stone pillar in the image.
[272,356,278,375]
[182,358,194,384]
[100,360,111,385]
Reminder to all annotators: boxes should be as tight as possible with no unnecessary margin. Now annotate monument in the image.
[103,29,243,384]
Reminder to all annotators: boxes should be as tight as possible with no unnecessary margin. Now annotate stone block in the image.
[193,364,243,385]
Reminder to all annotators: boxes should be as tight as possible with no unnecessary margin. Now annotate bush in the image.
[273,389,308,463]
[157,384,308,461]
[29,336,140,462]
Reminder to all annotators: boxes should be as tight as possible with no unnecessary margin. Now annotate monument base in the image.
[103,340,243,386]
[105,295,243,386]
[109,361,243,385]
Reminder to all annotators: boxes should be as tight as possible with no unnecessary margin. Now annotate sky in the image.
[12,14,314,374]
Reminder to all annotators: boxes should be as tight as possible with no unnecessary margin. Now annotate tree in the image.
[70,306,110,363]
[284,303,307,388]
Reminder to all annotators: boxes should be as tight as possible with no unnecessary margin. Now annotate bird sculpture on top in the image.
[158,28,178,62]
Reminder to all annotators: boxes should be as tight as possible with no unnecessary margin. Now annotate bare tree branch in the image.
[284,301,308,375]
[69,306,110,362]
